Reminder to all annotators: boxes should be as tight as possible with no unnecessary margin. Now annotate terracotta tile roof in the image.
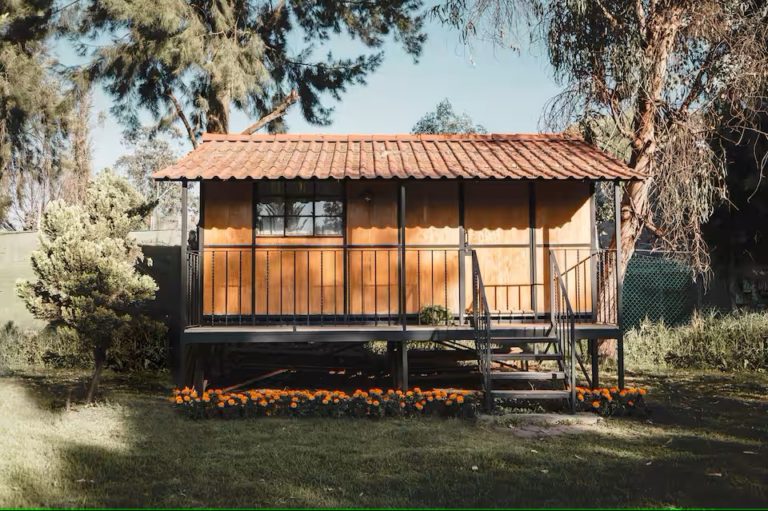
[152,133,642,181]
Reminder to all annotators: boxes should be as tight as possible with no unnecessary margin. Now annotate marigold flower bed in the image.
[171,387,481,419]
[575,386,648,416]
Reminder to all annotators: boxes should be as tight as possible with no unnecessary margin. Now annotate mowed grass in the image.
[0,370,766,508]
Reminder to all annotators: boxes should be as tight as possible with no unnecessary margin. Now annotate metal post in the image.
[614,182,625,389]
[590,338,599,388]
[458,181,466,325]
[529,182,538,319]
[589,182,598,321]
[399,340,409,390]
[178,180,189,386]
[397,182,406,330]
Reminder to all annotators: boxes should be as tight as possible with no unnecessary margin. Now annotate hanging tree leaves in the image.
[75,0,427,142]
[434,0,768,276]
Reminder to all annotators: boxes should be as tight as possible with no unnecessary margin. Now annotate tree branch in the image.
[166,90,198,148]
[241,90,299,135]
[595,0,620,29]
[678,43,722,115]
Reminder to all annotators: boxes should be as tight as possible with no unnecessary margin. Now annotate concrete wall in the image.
[0,230,182,331]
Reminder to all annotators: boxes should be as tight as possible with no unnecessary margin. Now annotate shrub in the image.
[16,171,159,401]
[419,305,451,325]
[575,386,648,416]
[0,322,88,373]
[625,310,768,371]
[171,387,480,419]
[0,319,168,374]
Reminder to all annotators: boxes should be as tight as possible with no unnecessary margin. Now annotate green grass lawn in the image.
[0,369,766,508]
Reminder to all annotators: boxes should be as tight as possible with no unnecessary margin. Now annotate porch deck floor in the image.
[182,321,620,344]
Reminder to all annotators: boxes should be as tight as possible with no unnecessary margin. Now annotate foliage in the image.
[434,0,768,275]
[418,304,452,325]
[114,129,182,229]
[0,319,167,374]
[625,311,768,371]
[172,387,479,419]
[0,1,93,229]
[75,0,427,139]
[15,170,159,400]
[412,98,486,134]
[575,386,647,417]
[0,322,84,373]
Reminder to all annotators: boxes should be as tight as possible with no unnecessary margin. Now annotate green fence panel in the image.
[622,252,699,329]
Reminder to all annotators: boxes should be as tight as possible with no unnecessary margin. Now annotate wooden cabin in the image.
[154,133,643,409]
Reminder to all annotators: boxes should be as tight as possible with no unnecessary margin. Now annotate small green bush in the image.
[625,310,768,371]
[419,304,451,325]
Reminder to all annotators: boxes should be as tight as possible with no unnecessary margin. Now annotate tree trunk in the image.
[85,346,106,404]
[206,89,230,135]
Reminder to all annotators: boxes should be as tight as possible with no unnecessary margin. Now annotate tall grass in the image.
[625,310,768,371]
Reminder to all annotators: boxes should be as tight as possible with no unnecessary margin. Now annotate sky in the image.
[69,18,561,172]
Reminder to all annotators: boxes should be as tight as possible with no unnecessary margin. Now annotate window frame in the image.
[254,181,344,237]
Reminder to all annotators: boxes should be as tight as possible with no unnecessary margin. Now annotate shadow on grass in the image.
[5,370,768,507]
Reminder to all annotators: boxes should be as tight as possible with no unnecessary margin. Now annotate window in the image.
[256,181,343,236]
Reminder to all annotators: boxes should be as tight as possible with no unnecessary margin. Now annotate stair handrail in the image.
[549,250,577,411]
[469,249,493,410]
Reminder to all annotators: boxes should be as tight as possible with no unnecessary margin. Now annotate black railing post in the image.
[614,182,625,389]
[397,182,406,330]
[529,182,538,319]
[180,181,188,327]
[458,182,466,325]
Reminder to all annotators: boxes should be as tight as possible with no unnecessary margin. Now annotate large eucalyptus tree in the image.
[435,0,768,275]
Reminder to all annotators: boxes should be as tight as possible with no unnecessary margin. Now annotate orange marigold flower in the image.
[175,396,183,404]
[456,395,464,404]
[372,400,380,406]
[227,398,235,406]
[445,400,453,406]
[406,391,414,397]
[217,402,225,408]
[592,400,600,409]
[577,394,584,402]
[183,395,191,402]
[415,403,423,410]
[399,402,406,408]
[638,389,647,395]
[290,402,298,409]
[427,396,434,402]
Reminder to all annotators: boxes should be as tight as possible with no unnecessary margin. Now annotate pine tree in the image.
[17,171,157,402]
[77,0,427,142]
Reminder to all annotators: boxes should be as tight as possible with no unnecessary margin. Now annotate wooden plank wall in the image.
[200,180,593,318]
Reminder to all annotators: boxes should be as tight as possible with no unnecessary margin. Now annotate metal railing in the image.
[549,250,577,411]
[551,248,619,325]
[185,246,465,328]
[469,249,493,410]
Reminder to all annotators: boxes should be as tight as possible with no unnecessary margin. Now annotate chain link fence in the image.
[621,251,701,329]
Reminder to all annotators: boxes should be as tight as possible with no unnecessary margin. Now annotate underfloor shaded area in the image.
[0,369,766,508]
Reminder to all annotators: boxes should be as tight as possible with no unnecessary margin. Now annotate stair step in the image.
[492,336,557,345]
[490,389,570,400]
[489,371,565,380]
[492,353,562,361]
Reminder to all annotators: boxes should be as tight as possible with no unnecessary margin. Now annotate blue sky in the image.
[71,19,560,172]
